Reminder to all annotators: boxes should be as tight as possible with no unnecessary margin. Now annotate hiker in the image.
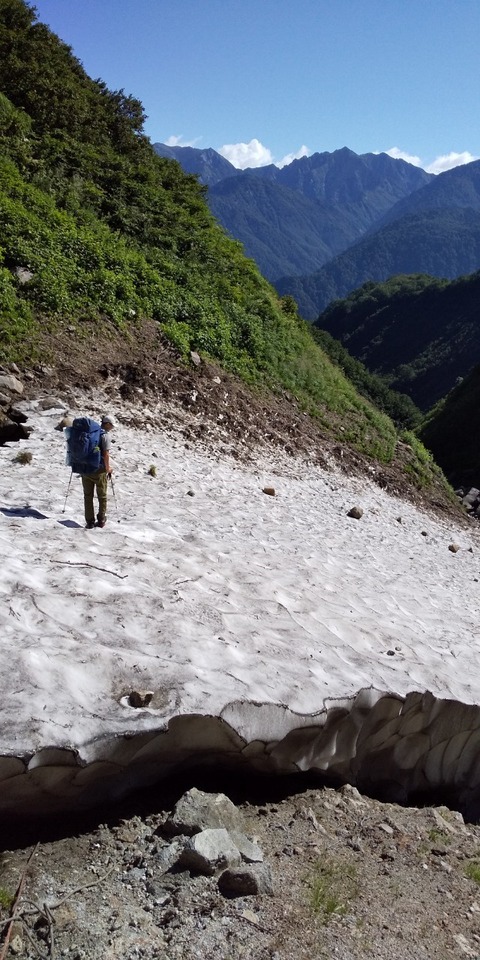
[66,414,115,528]
[81,415,115,528]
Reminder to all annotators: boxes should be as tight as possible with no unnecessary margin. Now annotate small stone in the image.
[55,416,73,431]
[449,543,460,553]
[218,863,274,897]
[186,489,195,497]
[128,690,154,708]
[347,506,363,519]
[15,266,34,284]
[378,822,394,836]
[9,936,23,955]
[262,487,276,496]
[190,351,201,366]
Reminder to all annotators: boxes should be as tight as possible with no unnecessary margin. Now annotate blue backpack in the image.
[66,417,103,474]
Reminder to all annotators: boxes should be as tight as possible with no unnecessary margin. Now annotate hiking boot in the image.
[85,520,95,529]
[96,518,106,528]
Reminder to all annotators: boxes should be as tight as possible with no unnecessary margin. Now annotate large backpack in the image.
[66,417,103,474]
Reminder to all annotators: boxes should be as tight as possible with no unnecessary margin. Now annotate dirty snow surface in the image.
[1,397,480,817]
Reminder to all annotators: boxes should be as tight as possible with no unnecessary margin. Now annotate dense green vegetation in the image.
[316,272,480,411]
[420,365,480,487]
[312,328,422,430]
[0,0,452,489]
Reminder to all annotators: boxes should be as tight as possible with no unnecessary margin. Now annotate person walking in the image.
[81,414,115,528]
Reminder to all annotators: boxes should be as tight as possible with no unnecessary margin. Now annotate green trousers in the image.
[81,469,108,523]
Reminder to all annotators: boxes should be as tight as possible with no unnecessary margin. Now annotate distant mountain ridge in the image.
[153,144,240,186]
[153,143,432,283]
[153,143,480,319]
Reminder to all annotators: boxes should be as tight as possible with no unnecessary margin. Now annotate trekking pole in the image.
[62,470,73,514]
[109,473,119,519]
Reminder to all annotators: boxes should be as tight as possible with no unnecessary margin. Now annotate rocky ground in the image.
[2,774,480,960]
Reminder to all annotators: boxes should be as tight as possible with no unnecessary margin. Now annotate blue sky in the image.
[33,0,479,173]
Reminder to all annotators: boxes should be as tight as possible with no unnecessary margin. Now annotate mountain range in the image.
[153,143,480,320]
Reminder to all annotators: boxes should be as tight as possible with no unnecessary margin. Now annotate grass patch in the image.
[307,857,359,924]
[0,886,13,911]
[427,828,451,845]
[465,861,480,885]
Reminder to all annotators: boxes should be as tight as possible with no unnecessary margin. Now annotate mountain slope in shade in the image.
[420,362,480,487]
[374,159,480,231]
[314,270,480,411]
[208,175,354,281]
[277,206,480,320]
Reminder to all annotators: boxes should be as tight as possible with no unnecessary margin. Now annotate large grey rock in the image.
[165,787,244,836]
[7,406,28,425]
[0,412,31,446]
[218,863,274,897]
[0,375,23,395]
[55,416,73,432]
[180,828,242,875]
[38,397,66,411]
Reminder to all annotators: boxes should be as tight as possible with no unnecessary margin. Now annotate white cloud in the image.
[218,138,274,169]
[277,145,310,168]
[165,134,201,148]
[381,146,478,175]
[218,139,310,169]
[382,147,423,167]
[425,151,478,175]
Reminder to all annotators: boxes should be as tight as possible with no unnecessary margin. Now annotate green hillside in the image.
[0,0,454,498]
[316,272,480,411]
